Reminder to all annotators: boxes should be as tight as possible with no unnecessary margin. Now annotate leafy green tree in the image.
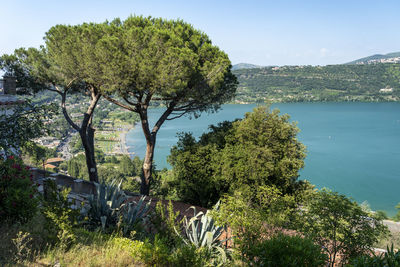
[21,141,57,167]
[120,155,135,176]
[0,21,120,182]
[95,16,238,195]
[298,189,388,266]
[97,166,124,183]
[0,100,57,157]
[168,106,306,207]
[67,154,88,180]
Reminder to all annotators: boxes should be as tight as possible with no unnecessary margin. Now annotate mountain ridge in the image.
[232,63,263,70]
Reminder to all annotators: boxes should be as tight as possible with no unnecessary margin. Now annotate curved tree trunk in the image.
[138,103,174,195]
[58,85,101,183]
[104,96,176,195]
[141,138,155,195]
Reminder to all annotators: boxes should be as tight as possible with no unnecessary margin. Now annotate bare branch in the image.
[47,87,62,95]
[103,94,137,112]
[166,110,189,120]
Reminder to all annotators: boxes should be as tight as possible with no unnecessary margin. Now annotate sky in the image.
[1,0,400,66]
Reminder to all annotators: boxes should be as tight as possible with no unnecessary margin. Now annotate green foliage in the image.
[169,106,306,208]
[0,156,38,224]
[170,245,214,267]
[67,154,88,180]
[211,185,300,263]
[12,231,34,264]
[95,16,237,115]
[41,179,79,248]
[22,141,57,167]
[140,235,173,266]
[120,155,136,176]
[140,235,218,267]
[298,188,388,266]
[244,233,328,267]
[150,200,182,247]
[69,134,84,154]
[97,164,124,183]
[348,244,400,267]
[375,210,389,220]
[0,100,57,156]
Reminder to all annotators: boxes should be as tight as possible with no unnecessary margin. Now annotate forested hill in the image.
[232,63,400,103]
[346,52,400,65]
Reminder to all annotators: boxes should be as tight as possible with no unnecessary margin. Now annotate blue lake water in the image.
[126,102,400,215]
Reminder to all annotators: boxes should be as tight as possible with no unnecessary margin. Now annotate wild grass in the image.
[37,230,145,267]
[0,213,145,266]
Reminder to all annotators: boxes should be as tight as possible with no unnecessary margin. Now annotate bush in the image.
[139,235,216,267]
[168,107,306,208]
[140,235,172,266]
[348,244,400,267]
[150,200,182,247]
[298,189,388,266]
[244,233,327,267]
[0,156,38,223]
[41,179,79,248]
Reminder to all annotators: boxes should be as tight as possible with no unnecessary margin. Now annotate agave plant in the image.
[87,179,127,230]
[176,202,229,262]
[121,196,151,235]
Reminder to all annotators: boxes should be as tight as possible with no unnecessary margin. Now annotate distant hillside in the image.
[347,52,400,64]
[232,64,400,103]
[232,63,263,70]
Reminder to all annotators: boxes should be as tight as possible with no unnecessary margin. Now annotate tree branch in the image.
[123,96,138,107]
[61,90,80,131]
[103,94,137,112]
[165,110,190,120]
[81,85,101,129]
[151,102,176,134]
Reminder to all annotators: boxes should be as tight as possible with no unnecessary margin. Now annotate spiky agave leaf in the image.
[86,179,127,229]
[122,196,151,235]
[176,203,229,263]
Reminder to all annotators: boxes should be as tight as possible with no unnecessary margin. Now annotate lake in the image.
[126,102,400,215]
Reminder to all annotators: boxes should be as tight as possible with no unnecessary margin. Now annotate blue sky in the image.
[1,0,399,66]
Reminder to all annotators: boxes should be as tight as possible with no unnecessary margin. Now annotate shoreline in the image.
[118,124,136,157]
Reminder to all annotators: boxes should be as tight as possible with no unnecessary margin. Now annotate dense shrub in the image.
[168,106,306,208]
[298,189,388,266]
[41,179,79,248]
[149,200,182,247]
[244,234,328,267]
[0,156,38,223]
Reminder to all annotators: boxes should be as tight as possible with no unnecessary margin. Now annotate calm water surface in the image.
[126,103,400,215]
